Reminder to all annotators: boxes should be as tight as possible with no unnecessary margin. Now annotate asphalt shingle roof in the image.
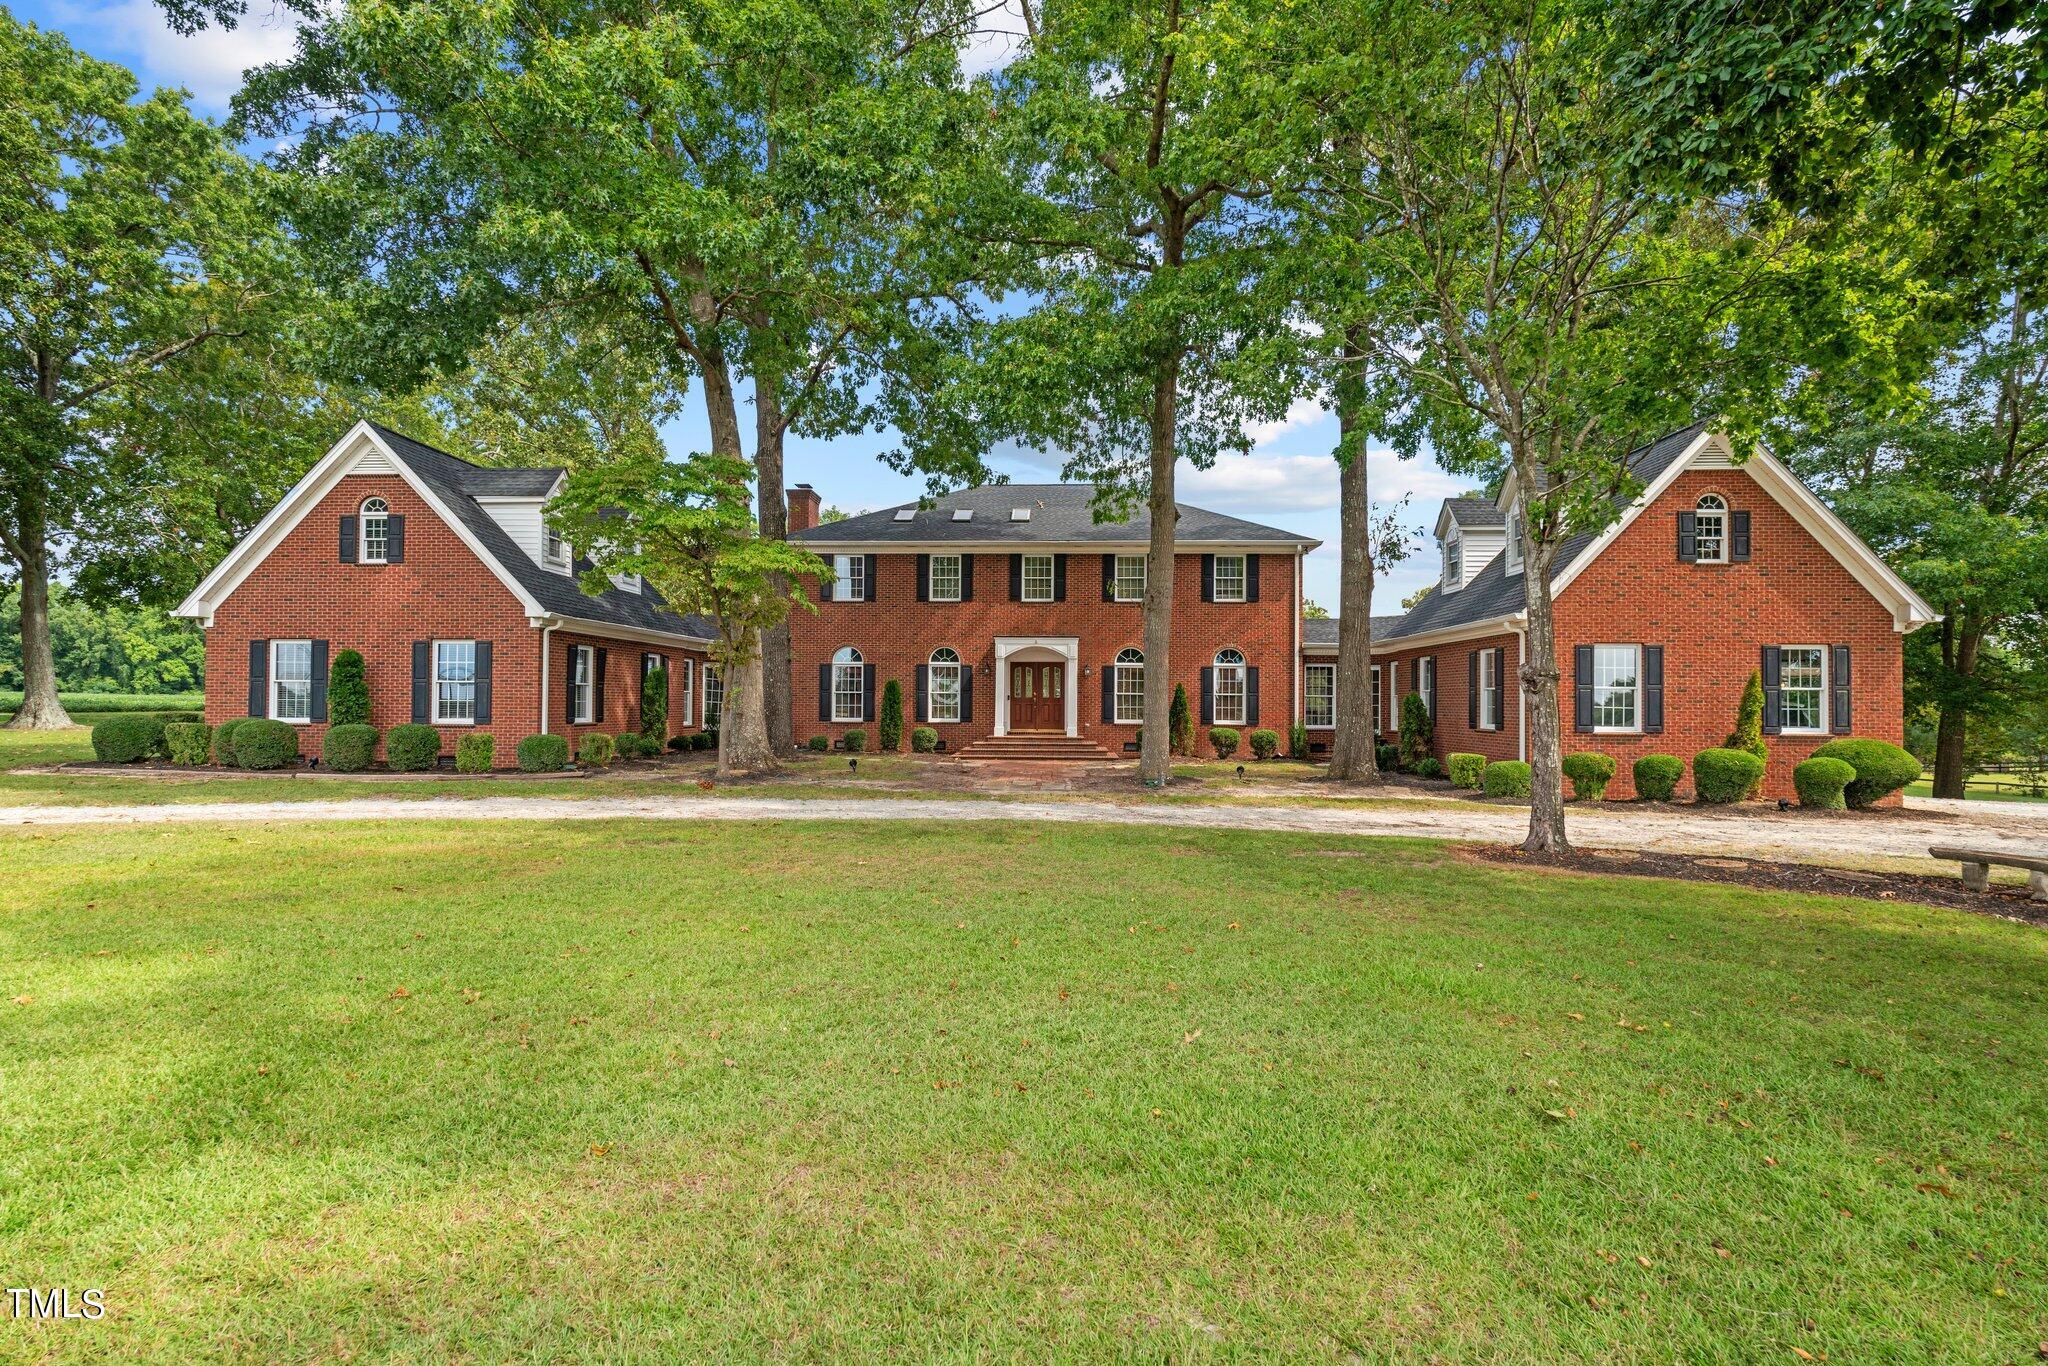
[792,484,1317,548]
[1302,615,1407,648]
[1443,497,1505,529]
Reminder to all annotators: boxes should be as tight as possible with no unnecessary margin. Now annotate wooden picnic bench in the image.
[1928,846,2048,901]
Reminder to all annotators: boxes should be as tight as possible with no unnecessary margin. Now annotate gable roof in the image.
[793,483,1319,549]
[1442,497,1505,530]
[1302,616,1404,650]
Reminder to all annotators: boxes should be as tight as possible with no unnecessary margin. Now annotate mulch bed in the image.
[1463,844,2048,923]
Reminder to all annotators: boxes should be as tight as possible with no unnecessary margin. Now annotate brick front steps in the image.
[953,734,1120,763]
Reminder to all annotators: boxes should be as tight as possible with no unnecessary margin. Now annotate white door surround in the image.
[993,636,1078,737]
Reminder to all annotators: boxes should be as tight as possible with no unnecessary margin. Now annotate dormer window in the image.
[1504,506,1523,576]
[543,522,570,570]
[1693,495,1727,563]
[359,498,390,563]
[1443,526,1463,590]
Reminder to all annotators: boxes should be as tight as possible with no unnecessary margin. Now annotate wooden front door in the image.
[1008,660,1064,732]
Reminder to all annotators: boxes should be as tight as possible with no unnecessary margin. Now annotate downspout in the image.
[1512,621,1528,762]
[1292,548,1303,726]
[539,619,556,735]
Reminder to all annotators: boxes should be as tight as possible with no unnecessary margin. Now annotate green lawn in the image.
[1909,772,2048,804]
[2,820,2042,1358]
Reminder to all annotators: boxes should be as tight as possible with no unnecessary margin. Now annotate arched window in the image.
[831,646,865,722]
[928,647,963,722]
[1694,494,1728,563]
[1212,648,1247,725]
[360,497,389,563]
[1113,647,1145,724]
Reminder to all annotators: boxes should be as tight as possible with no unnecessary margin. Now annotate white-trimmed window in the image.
[1779,645,1827,733]
[270,639,312,722]
[1479,648,1502,730]
[1591,644,1640,732]
[929,647,963,722]
[1694,495,1728,563]
[1305,662,1336,729]
[434,640,478,723]
[571,645,596,723]
[929,554,961,602]
[543,522,570,570]
[673,657,694,726]
[360,497,390,563]
[1371,664,1383,732]
[1113,554,1146,602]
[1022,554,1053,602]
[1213,649,1246,725]
[832,554,866,603]
[703,666,724,730]
[1213,555,1247,602]
[832,646,865,722]
[1114,648,1145,724]
[1443,527,1463,589]
[1417,656,1435,718]
[1504,505,1523,575]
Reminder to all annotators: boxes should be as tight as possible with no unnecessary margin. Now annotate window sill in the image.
[272,717,312,726]
[1591,727,1641,736]
[432,719,478,727]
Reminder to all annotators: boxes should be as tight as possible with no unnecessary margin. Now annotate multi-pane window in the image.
[1213,649,1246,725]
[543,523,569,569]
[1694,495,1727,563]
[1443,528,1462,589]
[703,666,724,730]
[1780,645,1826,732]
[434,640,477,723]
[1371,665,1383,732]
[1417,657,1435,718]
[1114,555,1146,602]
[1022,554,1053,602]
[929,647,962,722]
[929,555,962,602]
[572,646,595,723]
[673,657,694,726]
[1305,663,1336,728]
[833,554,866,602]
[1213,555,1247,602]
[271,640,312,721]
[1479,648,1502,729]
[1504,506,1523,574]
[360,497,389,563]
[1591,644,1640,731]
[1114,648,1145,724]
[832,646,865,722]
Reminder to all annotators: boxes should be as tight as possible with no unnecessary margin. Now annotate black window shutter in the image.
[916,554,929,603]
[1760,645,1782,734]
[1730,510,1751,562]
[861,664,875,722]
[818,663,832,721]
[339,517,357,564]
[960,666,973,722]
[818,567,830,602]
[1642,645,1663,733]
[1246,555,1261,602]
[1830,645,1851,733]
[915,664,929,723]
[1009,554,1023,601]
[863,555,877,602]
[1573,645,1594,731]
[248,639,268,716]
[1101,667,1115,724]
[1245,667,1260,726]
[1200,667,1215,724]
[475,641,493,723]
[1201,554,1215,603]
[1102,553,1116,601]
[1468,651,1479,730]
[310,640,329,722]
[412,641,431,724]
[1677,510,1697,563]
[1052,553,1067,602]
[594,648,608,723]
[386,514,405,564]
[566,646,579,723]
[959,554,974,602]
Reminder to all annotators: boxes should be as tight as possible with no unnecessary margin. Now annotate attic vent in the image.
[1010,508,1031,522]
[952,509,973,522]
[892,508,916,521]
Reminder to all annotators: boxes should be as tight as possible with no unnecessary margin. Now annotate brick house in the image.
[176,422,720,765]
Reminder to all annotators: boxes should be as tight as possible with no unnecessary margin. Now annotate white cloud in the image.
[1243,395,1326,449]
[959,0,1028,78]
[49,0,302,113]
[1181,446,1464,516]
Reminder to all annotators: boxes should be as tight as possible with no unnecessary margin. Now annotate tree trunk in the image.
[4,490,72,730]
[716,631,776,776]
[1328,384,1379,782]
[1518,517,1568,853]
[754,380,794,755]
[1138,353,1180,786]
[1932,619,1980,798]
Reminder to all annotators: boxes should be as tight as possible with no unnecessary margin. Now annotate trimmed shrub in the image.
[578,732,615,767]
[1247,728,1280,760]
[1376,742,1401,773]
[1447,752,1487,789]
[1289,722,1311,759]
[1693,747,1766,804]
[1633,754,1685,802]
[1209,726,1240,759]
[612,731,644,759]
[911,726,939,753]
[1724,670,1769,798]
[91,715,166,763]
[1562,751,1618,801]
[808,735,830,752]
[841,729,868,754]
[640,664,668,744]
[322,723,377,773]
[517,733,569,772]
[1794,756,1856,809]
[328,649,371,726]
[1812,738,1921,809]
[693,731,716,751]
[455,733,495,774]
[667,734,692,753]
[879,679,904,752]
[1482,760,1533,797]
[385,723,442,772]
[1169,684,1194,756]
[1399,692,1434,769]
[212,717,249,767]
[164,721,213,766]
[233,718,299,770]
[1415,756,1444,780]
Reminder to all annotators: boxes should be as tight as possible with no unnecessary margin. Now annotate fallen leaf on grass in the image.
[1181,1029,1203,1044]
[12,995,30,1006]
[589,1144,610,1157]
[387,987,411,1000]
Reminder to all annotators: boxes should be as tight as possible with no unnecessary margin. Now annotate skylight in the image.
[892,508,915,521]
[1010,508,1031,521]
[952,509,973,522]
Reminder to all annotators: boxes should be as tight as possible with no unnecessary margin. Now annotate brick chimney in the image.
[786,484,821,534]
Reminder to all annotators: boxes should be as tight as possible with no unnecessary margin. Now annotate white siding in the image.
[480,499,555,568]
[1456,528,1505,585]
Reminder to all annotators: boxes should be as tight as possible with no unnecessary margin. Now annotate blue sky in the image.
[22,0,1473,615]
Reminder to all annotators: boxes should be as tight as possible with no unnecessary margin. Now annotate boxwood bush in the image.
[1247,728,1280,760]
[1811,738,1921,809]
[612,731,651,759]
[233,718,299,770]
[517,733,569,772]
[322,723,378,773]
[1693,747,1766,804]
[1562,751,1617,801]
[1376,742,1401,772]
[1447,752,1487,789]
[1415,756,1444,779]
[841,729,867,754]
[455,733,495,773]
[667,734,693,753]
[1632,754,1684,802]
[163,721,213,766]
[91,716,166,763]
[911,726,939,753]
[808,735,830,752]
[212,717,249,767]
[578,732,615,766]
[1209,726,1240,759]
[694,731,716,751]
[384,723,442,772]
[1481,759,1532,797]
[1289,723,1311,759]
[1793,755,1857,809]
